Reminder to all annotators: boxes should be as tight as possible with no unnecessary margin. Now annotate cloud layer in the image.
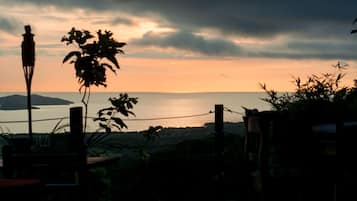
[2,0,357,59]
[133,30,241,56]
[4,0,356,36]
[0,15,22,34]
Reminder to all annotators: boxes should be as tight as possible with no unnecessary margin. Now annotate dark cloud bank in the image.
[3,0,357,59]
[133,30,241,56]
[0,15,22,34]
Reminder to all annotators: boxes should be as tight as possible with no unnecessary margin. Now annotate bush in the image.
[261,66,357,123]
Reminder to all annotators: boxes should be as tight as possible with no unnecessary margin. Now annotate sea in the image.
[0,92,272,133]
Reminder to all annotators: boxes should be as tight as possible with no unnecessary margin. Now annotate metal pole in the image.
[21,25,35,141]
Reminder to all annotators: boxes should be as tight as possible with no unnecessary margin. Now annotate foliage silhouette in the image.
[50,118,69,134]
[261,64,357,122]
[260,70,346,111]
[94,93,138,132]
[61,28,126,131]
[142,126,163,142]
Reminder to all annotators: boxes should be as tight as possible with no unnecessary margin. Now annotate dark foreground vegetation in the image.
[86,132,336,201]
[105,133,248,201]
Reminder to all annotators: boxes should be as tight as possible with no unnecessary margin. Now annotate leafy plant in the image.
[136,125,163,163]
[50,118,69,134]
[30,135,51,152]
[261,70,346,111]
[61,27,126,131]
[0,126,11,134]
[261,65,357,122]
[142,126,163,142]
[94,93,138,132]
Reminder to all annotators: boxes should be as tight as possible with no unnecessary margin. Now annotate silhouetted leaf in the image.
[351,29,357,34]
[106,55,120,69]
[116,42,127,48]
[97,107,114,116]
[111,124,121,131]
[117,49,125,54]
[62,51,81,63]
[112,117,127,129]
[94,117,107,122]
[99,123,111,132]
[102,63,116,73]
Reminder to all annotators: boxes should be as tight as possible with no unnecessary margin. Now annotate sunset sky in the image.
[1,0,357,92]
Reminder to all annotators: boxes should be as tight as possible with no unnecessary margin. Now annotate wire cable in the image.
[223,107,244,115]
[114,111,214,121]
[0,111,214,124]
[0,117,69,124]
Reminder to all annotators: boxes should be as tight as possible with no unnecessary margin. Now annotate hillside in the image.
[0,94,73,110]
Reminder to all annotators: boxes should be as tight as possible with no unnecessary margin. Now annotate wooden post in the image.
[215,104,224,134]
[70,107,84,151]
[70,107,83,134]
[215,104,224,161]
[69,107,89,200]
[215,104,224,153]
[214,104,224,201]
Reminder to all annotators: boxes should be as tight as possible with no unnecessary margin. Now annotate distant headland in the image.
[0,94,74,110]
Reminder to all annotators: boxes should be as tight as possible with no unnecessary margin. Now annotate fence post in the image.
[215,104,224,134]
[215,104,224,201]
[215,104,224,157]
[70,107,84,151]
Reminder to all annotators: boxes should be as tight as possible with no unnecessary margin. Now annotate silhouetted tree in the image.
[61,28,126,131]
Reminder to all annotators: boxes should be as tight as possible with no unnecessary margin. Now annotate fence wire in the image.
[0,107,243,125]
[224,107,244,115]
[0,111,214,124]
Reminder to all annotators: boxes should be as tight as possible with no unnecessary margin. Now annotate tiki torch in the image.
[21,25,35,140]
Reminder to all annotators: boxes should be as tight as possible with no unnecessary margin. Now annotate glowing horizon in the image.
[2,56,356,93]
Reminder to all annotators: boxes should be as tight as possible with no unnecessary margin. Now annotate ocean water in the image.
[0,92,272,133]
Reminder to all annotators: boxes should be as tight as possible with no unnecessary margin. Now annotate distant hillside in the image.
[0,94,74,110]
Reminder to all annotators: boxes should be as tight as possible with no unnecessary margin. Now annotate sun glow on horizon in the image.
[2,51,354,93]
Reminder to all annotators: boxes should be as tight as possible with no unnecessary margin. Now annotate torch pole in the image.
[22,25,35,142]
[25,66,33,140]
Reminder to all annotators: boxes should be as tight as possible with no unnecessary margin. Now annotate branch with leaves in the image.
[94,93,138,132]
[261,69,347,112]
[61,27,126,131]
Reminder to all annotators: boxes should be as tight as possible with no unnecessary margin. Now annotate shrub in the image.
[261,66,357,123]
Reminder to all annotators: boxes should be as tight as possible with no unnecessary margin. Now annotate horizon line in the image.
[0,90,293,94]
